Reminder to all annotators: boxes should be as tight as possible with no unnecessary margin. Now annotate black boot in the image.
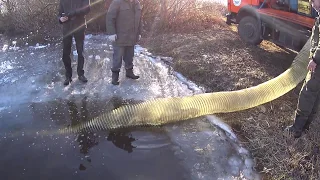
[78,75,88,83]
[64,77,72,86]
[303,119,313,131]
[126,68,139,79]
[112,71,120,85]
[285,125,303,138]
[284,117,307,138]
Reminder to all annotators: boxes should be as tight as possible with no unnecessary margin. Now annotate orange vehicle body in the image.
[228,0,260,14]
[226,0,318,50]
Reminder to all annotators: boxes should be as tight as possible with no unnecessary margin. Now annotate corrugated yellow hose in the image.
[58,39,310,134]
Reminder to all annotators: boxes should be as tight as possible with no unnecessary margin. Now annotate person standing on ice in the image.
[286,0,320,138]
[106,0,142,85]
[58,0,91,86]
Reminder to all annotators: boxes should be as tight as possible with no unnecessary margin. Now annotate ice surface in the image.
[0,34,260,179]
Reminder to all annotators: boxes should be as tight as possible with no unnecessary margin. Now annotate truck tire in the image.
[238,16,263,45]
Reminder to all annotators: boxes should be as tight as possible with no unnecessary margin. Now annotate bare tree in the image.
[0,0,223,37]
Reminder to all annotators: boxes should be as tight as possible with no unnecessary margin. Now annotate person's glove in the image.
[67,10,77,18]
[138,35,141,41]
[108,34,117,42]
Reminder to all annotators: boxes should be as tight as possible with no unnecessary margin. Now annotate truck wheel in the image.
[238,16,263,45]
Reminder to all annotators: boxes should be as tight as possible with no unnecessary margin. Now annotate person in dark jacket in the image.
[106,0,142,85]
[285,0,320,138]
[58,0,90,86]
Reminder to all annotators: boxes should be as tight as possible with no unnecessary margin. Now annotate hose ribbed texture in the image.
[58,39,311,134]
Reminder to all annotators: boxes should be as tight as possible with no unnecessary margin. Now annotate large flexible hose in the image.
[59,39,310,134]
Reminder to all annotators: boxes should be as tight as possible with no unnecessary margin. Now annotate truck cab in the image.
[226,0,318,51]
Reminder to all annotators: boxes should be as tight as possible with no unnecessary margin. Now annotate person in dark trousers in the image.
[286,0,320,138]
[106,0,142,85]
[58,0,91,86]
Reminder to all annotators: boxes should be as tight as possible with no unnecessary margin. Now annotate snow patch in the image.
[206,115,237,140]
[0,61,14,74]
[134,45,204,94]
[2,44,8,52]
[0,107,7,112]
[29,43,47,49]
[85,34,93,39]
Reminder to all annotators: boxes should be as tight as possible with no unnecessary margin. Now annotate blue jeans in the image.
[111,45,134,72]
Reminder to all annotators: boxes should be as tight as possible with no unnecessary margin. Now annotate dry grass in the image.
[141,3,320,179]
[219,92,320,179]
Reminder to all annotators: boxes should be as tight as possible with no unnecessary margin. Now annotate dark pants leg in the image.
[111,45,125,72]
[123,46,134,70]
[74,29,85,76]
[293,69,320,132]
[304,88,320,130]
[111,45,135,71]
[62,35,73,78]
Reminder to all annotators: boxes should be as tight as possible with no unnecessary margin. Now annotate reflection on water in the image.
[107,130,136,153]
[66,96,138,170]
[67,97,99,156]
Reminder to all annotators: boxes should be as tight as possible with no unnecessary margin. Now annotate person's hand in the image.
[307,59,317,72]
[108,34,117,42]
[60,16,68,23]
[138,35,141,41]
[67,11,77,18]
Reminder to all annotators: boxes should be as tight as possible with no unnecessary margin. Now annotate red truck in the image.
[226,0,318,51]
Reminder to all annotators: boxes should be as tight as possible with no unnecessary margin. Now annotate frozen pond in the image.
[0,34,259,180]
